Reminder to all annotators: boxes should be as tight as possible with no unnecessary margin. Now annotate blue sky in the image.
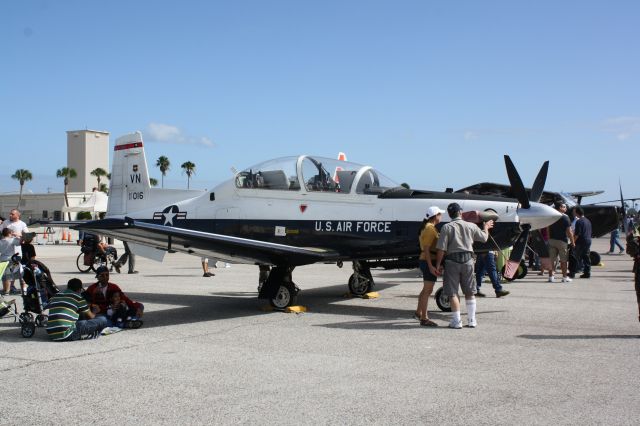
[1,1,638,205]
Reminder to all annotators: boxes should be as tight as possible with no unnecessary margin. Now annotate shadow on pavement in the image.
[518,334,640,340]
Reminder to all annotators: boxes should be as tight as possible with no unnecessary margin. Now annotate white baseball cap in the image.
[425,206,445,219]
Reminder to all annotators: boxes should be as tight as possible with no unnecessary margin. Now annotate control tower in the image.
[66,129,110,192]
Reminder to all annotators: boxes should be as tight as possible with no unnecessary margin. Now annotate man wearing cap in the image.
[435,202,494,329]
[46,278,108,341]
[83,266,144,326]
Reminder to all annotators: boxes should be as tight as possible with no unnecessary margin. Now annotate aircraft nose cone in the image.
[518,202,562,230]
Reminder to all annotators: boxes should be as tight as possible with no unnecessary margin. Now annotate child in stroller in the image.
[19,258,59,338]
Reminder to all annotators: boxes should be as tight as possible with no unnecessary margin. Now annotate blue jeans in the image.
[610,230,624,252]
[69,316,108,340]
[475,252,503,293]
[575,242,592,275]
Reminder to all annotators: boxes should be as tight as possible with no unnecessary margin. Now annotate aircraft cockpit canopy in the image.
[235,155,398,194]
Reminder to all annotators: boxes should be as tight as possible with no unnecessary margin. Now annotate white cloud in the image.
[464,131,478,141]
[146,122,214,147]
[602,116,640,141]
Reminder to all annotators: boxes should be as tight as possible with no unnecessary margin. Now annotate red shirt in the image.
[83,282,141,314]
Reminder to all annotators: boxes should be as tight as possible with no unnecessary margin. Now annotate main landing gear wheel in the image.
[76,253,92,273]
[434,287,451,312]
[259,266,299,309]
[270,282,298,309]
[348,271,373,296]
[349,261,374,296]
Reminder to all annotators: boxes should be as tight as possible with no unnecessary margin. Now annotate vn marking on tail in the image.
[153,205,188,226]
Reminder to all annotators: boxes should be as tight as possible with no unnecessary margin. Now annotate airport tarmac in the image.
[1,237,638,425]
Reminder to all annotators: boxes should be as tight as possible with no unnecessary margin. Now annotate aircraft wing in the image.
[74,218,338,267]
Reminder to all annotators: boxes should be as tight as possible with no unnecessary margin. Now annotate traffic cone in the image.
[61,230,67,241]
[67,230,73,242]
[43,229,48,239]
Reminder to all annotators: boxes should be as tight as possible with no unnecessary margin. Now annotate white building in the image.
[0,191,98,222]
[0,129,111,223]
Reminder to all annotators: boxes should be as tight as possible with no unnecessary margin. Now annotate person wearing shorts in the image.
[547,202,575,283]
[435,203,493,329]
[415,206,445,327]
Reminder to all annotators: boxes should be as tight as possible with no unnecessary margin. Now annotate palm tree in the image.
[56,167,77,220]
[156,156,170,188]
[99,183,108,194]
[90,167,108,189]
[149,177,158,187]
[181,161,196,189]
[11,169,33,209]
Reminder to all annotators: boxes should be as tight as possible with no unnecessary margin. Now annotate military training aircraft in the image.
[73,132,561,308]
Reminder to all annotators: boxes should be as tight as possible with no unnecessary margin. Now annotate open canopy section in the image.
[234,155,398,194]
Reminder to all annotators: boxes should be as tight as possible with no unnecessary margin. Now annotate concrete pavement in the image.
[1,237,638,425]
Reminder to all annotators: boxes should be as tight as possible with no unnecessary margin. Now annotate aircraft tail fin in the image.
[107,132,152,216]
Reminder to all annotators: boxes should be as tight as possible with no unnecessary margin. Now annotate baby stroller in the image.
[76,233,118,273]
[19,258,59,338]
[0,294,18,324]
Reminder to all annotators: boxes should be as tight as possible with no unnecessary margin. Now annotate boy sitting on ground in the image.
[106,291,142,329]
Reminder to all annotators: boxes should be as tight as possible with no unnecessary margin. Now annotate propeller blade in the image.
[529,161,549,203]
[620,181,628,234]
[503,225,530,279]
[504,155,530,209]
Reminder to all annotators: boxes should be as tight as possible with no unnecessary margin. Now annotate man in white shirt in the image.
[0,209,29,238]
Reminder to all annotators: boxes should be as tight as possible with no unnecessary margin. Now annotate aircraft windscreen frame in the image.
[234,155,398,194]
[559,192,577,207]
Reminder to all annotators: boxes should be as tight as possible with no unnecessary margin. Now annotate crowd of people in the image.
[0,209,145,341]
[46,266,145,341]
[413,201,638,328]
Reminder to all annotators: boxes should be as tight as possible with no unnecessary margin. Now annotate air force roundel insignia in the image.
[152,205,187,226]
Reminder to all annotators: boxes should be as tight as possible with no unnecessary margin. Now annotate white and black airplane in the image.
[74,132,560,308]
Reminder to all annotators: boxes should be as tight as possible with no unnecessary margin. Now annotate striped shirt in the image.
[46,289,89,341]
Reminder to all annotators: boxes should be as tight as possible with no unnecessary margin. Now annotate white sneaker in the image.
[468,319,477,328]
[548,276,556,283]
[562,276,572,283]
[448,320,462,329]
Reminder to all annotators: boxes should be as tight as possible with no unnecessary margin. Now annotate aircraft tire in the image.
[270,282,297,309]
[434,287,451,312]
[348,272,372,296]
[76,253,92,273]
[589,251,601,266]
